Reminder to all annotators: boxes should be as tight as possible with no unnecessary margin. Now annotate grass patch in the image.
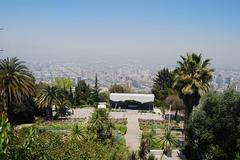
[35,120,128,135]
[115,123,127,135]
[35,121,85,133]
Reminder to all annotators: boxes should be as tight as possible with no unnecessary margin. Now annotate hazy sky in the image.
[1,0,240,67]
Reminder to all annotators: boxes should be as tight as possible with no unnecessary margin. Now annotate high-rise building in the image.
[225,76,232,85]
[75,76,86,85]
[216,74,224,88]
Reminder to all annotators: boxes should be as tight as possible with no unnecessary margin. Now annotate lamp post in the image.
[168,104,172,131]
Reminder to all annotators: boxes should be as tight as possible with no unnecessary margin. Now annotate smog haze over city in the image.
[1,0,240,92]
[1,0,240,67]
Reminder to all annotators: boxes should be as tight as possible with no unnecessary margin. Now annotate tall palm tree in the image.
[0,57,35,122]
[35,86,59,119]
[173,53,214,136]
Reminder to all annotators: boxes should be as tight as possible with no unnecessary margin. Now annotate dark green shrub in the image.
[185,89,240,160]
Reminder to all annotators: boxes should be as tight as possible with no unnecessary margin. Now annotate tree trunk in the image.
[175,109,178,120]
[6,94,14,124]
[183,94,200,142]
[183,95,193,141]
[7,106,14,124]
[46,106,53,120]
[183,105,190,140]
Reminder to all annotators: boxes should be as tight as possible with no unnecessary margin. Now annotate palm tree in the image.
[173,53,214,136]
[0,57,35,122]
[142,129,154,150]
[160,130,177,158]
[72,124,86,140]
[88,109,114,141]
[55,98,71,117]
[35,86,59,119]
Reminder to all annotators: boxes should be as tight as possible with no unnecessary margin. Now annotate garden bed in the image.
[139,119,184,149]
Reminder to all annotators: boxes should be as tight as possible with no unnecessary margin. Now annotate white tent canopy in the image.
[110,93,154,103]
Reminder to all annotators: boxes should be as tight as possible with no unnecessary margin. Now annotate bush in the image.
[6,127,128,160]
[2,108,129,160]
[185,89,240,160]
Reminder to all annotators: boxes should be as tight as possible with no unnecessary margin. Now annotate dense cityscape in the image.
[28,60,240,93]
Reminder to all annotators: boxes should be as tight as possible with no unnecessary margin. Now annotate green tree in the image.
[10,96,36,124]
[35,86,59,119]
[165,95,185,120]
[74,80,91,105]
[55,98,71,117]
[154,68,173,93]
[69,87,74,105]
[152,68,174,113]
[173,53,214,136]
[0,57,35,122]
[91,74,100,104]
[53,77,74,91]
[185,89,240,160]
[109,84,131,93]
[99,91,109,103]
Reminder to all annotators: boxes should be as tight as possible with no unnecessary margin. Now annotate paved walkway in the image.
[69,108,94,119]
[124,110,141,151]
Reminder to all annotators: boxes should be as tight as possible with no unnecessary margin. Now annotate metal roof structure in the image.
[110,93,154,103]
